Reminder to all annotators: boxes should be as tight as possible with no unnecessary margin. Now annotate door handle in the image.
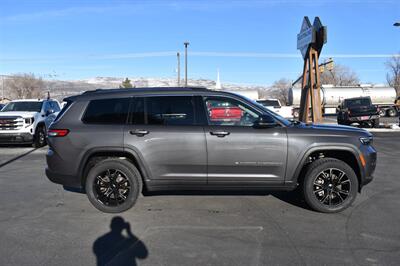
[129,129,149,136]
[210,131,230,137]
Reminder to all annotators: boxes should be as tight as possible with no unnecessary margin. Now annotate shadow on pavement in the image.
[0,147,37,168]
[144,189,312,211]
[93,216,148,266]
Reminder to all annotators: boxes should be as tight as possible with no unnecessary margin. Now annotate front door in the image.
[124,95,207,187]
[203,96,287,186]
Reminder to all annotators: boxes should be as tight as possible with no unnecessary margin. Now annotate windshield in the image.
[257,100,280,107]
[1,102,43,112]
[344,98,372,108]
[252,100,291,126]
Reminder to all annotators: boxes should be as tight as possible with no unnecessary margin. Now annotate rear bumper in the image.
[0,132,33,144]
[45,167,82,188]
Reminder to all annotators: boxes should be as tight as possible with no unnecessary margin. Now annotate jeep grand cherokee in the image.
[46,87,377,213]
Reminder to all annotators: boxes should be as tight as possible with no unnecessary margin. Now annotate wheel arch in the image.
[79,147,150,191]
[292,145,364,192]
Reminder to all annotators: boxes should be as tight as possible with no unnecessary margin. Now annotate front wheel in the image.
[33,125,46,148]
[85,159,142,213]
[302,158,358,213]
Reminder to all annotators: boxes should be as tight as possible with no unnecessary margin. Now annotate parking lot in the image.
[0,132,399,266]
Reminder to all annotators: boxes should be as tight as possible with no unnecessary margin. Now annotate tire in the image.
[85,158,142,213]
[33,125,46,148]
[372,118,380,128]
[338,120,349,126]
[302,158,358,213]
[387,108,397,117]
[378,109,386,117]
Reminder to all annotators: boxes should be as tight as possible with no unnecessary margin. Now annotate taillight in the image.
[48,129,69,137]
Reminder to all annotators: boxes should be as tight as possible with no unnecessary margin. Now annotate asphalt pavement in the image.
[0,132,399,265]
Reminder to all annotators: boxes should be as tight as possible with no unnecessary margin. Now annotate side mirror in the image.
[46,109,55,116]
[254,115,278,128]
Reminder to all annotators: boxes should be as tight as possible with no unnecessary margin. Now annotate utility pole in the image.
[1,76,4,101]
[184,42,190,87]
[177,52,181,87]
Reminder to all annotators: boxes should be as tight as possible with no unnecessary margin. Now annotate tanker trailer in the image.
[288,85,397,117]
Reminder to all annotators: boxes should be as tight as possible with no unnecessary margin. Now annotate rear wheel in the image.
[85,159,142,213]
[372,118,380,128]
[387,108,397,117]
[33,125,46,148]
[302,158,358,213]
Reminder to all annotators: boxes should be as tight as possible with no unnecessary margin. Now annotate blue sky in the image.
[0,0,399,85]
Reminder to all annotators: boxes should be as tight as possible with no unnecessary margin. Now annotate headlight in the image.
[24,117,34,126]
[360,136,373,145]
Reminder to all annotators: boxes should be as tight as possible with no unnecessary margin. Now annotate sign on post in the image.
[296,16,327,123]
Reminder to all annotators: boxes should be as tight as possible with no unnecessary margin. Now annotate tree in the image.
[269,78,292,105]
[385,55,400,96]
[5,73,44,99]
[120,78,133,88]
[320,64,359,86]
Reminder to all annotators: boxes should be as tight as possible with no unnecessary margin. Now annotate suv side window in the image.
[204,96,260,126]
[83,98,129,124]
[130,96,196,126]
[43,101,51,113]
[50,101,61,112]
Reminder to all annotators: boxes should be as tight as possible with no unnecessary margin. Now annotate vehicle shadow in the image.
[144,189,312,211]
[270,190,311,210]
[93,216,148,266]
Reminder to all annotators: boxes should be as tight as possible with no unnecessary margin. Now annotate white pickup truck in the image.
[257,98,293,118]
[0,99,61,147]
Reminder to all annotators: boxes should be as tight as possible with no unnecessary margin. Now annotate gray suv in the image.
[46,87,377,213]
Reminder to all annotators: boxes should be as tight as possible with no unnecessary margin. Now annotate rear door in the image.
[203,96,287,186]
[124,95,207,187]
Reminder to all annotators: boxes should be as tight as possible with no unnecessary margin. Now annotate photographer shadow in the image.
[93,216,148,266]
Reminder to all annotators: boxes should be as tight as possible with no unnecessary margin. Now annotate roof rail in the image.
[81,86,209,95]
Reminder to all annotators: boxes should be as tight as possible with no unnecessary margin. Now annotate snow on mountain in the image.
[46,76,272,100]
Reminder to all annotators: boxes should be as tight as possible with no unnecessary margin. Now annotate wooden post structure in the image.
[297,17,327,123]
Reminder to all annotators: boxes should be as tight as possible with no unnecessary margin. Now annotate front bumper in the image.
[360,145,377,189]
[0,132,33,144]
[349,115,379,122]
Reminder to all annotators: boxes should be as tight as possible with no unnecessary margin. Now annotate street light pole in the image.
[393,22,400,125]
[184,42,189,87]
[177,52,180,87]
[1,75,4,102]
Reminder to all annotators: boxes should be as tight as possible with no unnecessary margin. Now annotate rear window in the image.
[344,98,372,108]
[257,100,280,107]
[83,98,129,124]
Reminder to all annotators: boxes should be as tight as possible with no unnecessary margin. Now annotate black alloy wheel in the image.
[93,169,131,207]
[313,168,350,207]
